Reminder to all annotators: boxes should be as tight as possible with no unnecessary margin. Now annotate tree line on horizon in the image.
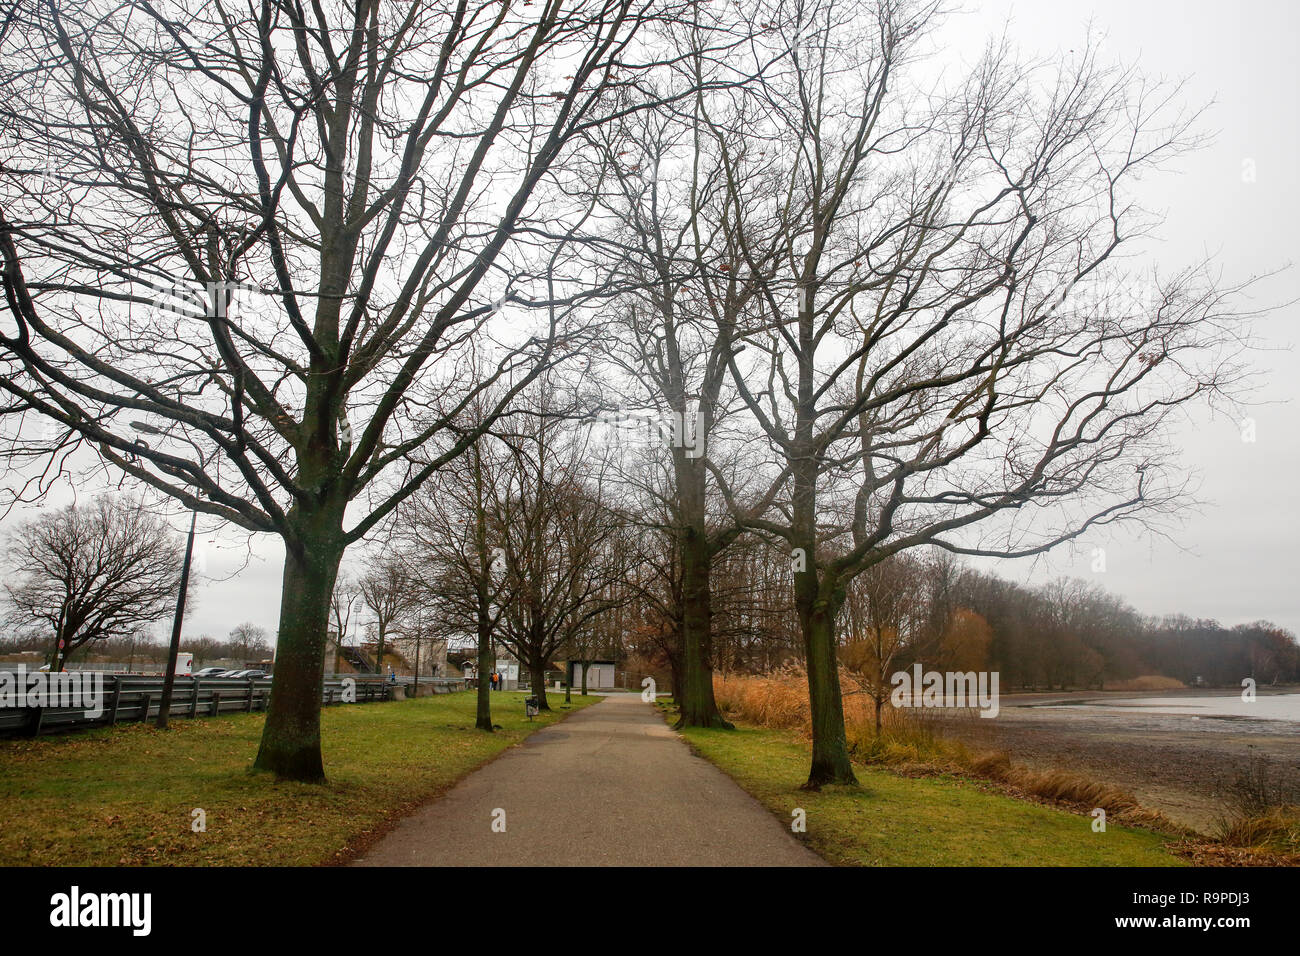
[618,537,1298,700]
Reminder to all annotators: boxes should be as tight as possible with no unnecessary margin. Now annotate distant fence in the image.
[0,674,466,737]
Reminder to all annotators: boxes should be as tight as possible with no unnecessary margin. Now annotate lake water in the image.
[1035,693,1300,723]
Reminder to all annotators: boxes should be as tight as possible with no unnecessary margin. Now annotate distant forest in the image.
[625,543,1300,692]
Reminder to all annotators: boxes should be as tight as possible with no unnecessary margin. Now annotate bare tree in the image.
[181,634,223,667]
[491,389,632,709]
[840,554,923,734]
[617,504,686,696]
[395,402,514,731]
[3,495,186,671]
[228,621,271,662]
[396,612,447,681]
[330,574,363,653]
[357,555,415,676]
[712,0,1254,786]
[0,0,724,779]
[578,8,792,727]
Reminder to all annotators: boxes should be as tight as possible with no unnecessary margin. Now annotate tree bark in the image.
[530,660,549,710]
[475,600,494,731]
[252,519,342,782]
[471,442,496,732]
[48,623,64,674]
[666,632,683,704]
[674,467,731,728]
[800,591,857,788]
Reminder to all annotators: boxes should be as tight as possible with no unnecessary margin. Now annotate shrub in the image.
[1211,749,1300,851]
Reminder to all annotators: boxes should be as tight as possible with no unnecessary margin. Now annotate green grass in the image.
[0,690,599,866]
[669,710,1185,867]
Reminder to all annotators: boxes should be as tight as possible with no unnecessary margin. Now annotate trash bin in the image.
[524,696,540,719]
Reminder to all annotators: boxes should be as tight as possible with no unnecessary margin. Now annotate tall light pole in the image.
[131,420,198,730]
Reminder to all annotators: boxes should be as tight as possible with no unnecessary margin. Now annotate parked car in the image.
[193,667,229,677]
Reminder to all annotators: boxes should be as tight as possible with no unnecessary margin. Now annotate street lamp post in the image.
[131,420,198,730]
[156,509,197,729]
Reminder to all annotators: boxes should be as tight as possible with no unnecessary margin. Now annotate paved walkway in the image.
[353,693,823,866]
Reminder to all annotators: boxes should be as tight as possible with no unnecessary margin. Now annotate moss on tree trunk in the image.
[801,594,857,788]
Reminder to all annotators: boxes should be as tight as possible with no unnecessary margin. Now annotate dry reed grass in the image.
[714,669,1178,831]
[1209,749,1300,855]
[1214,806,1300,850]
[1102,675,1186,692]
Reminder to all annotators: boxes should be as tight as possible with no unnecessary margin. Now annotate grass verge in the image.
[0,690,599,866]
[715,669,1178,831]
[661,704,1185,867]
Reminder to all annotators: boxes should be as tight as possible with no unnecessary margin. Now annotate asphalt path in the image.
[353,692,823,866]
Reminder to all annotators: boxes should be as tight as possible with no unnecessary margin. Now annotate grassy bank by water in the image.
[0,691,599,866]
[670,709,1185,867]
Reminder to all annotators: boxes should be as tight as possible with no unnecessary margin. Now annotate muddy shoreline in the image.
[931,688,1300,833]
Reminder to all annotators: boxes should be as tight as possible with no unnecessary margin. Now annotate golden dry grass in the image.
[714,669,1177,831]
[1102,675,1187,691]
[1213,806,1300,851]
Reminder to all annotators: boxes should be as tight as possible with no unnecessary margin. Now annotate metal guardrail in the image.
[0,674,462,737]
[388,676,468,694]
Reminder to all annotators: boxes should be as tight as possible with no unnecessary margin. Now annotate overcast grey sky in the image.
[953,0,1300,635]
[5,0,1296,644]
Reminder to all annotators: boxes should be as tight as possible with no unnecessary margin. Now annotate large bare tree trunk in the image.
[475,599,494,732]
[253,511,343,782]
[676,523,731,728]
[793,422,856,787]
[529,659,549,711]
[674,451,731,727]
[800,591,857,788]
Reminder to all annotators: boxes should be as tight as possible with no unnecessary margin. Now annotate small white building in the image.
[493,659,520,690]
[567,660,616,690]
